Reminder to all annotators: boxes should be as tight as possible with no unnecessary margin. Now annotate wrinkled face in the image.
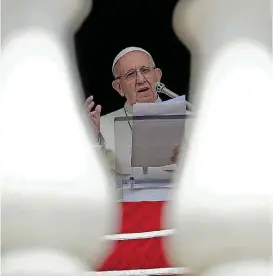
[112,51,162,106]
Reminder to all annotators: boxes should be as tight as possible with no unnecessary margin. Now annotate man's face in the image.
[112,51,162,105]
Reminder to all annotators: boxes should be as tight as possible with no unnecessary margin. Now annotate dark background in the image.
[74,0,191,115]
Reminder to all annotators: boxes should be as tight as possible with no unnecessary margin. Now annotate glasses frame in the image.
[115,65,156,82]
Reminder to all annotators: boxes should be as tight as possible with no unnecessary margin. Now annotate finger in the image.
[84,95,94,108]
[87,101,95,112]
[173,145,179,153]
[95,104,102,114]
[89,111,98,119]
[89,114,100,126]
[89,110,99,118]
[90,107,101,119]
[88,113,99,126]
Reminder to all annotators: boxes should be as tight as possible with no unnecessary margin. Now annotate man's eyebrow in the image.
[123,68,135,74]
[130,65,151,70]
[121,64,151,74]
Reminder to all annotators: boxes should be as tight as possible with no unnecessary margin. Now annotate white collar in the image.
[124,96,162,114]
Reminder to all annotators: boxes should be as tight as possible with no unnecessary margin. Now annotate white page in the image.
[133,101,186,116]
[132,101,186,167]
[161,95,185,104]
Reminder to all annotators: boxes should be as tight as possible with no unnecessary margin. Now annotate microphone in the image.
[154,82,193,111]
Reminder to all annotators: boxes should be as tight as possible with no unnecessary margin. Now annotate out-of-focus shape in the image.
[0,0,119,274]
[165,0,272,275]
[201,260,271,276]
[172,0,271,105]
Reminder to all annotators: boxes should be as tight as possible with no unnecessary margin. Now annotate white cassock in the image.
[100,97,191,201]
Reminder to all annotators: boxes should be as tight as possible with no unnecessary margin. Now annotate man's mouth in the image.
[137,87,150,93]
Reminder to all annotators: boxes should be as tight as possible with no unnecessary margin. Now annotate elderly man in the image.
[84,47,181,192]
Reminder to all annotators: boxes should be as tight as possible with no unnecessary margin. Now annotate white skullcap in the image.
[112,46,154,75]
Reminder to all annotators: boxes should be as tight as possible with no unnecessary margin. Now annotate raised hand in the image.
[84,95,102,139]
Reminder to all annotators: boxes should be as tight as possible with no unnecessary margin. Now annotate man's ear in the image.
[112,79,125,97]
[155,68,162,82]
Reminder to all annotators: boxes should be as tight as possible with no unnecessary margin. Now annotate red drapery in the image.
[98,201,173,271]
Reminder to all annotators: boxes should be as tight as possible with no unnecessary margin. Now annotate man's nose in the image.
[136,70,145,83]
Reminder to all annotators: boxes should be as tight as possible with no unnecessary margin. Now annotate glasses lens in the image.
[125,71,136,81]
[140,67,151,75]
[124,67,152,81]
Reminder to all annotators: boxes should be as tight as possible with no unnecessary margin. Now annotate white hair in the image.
[112,46,156,77]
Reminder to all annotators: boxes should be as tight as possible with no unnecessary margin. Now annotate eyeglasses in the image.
[116,66,155,82]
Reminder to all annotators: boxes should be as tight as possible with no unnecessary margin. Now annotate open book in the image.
[131,96,186,167]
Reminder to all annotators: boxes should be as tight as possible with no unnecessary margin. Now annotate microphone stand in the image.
[155,82,194,111]
[159,91,194,111]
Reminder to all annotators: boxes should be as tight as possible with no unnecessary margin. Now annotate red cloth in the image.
[119,201,166,233]
[98,201,172,271]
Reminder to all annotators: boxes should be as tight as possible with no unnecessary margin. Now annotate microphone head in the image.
[154,82,165,94]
